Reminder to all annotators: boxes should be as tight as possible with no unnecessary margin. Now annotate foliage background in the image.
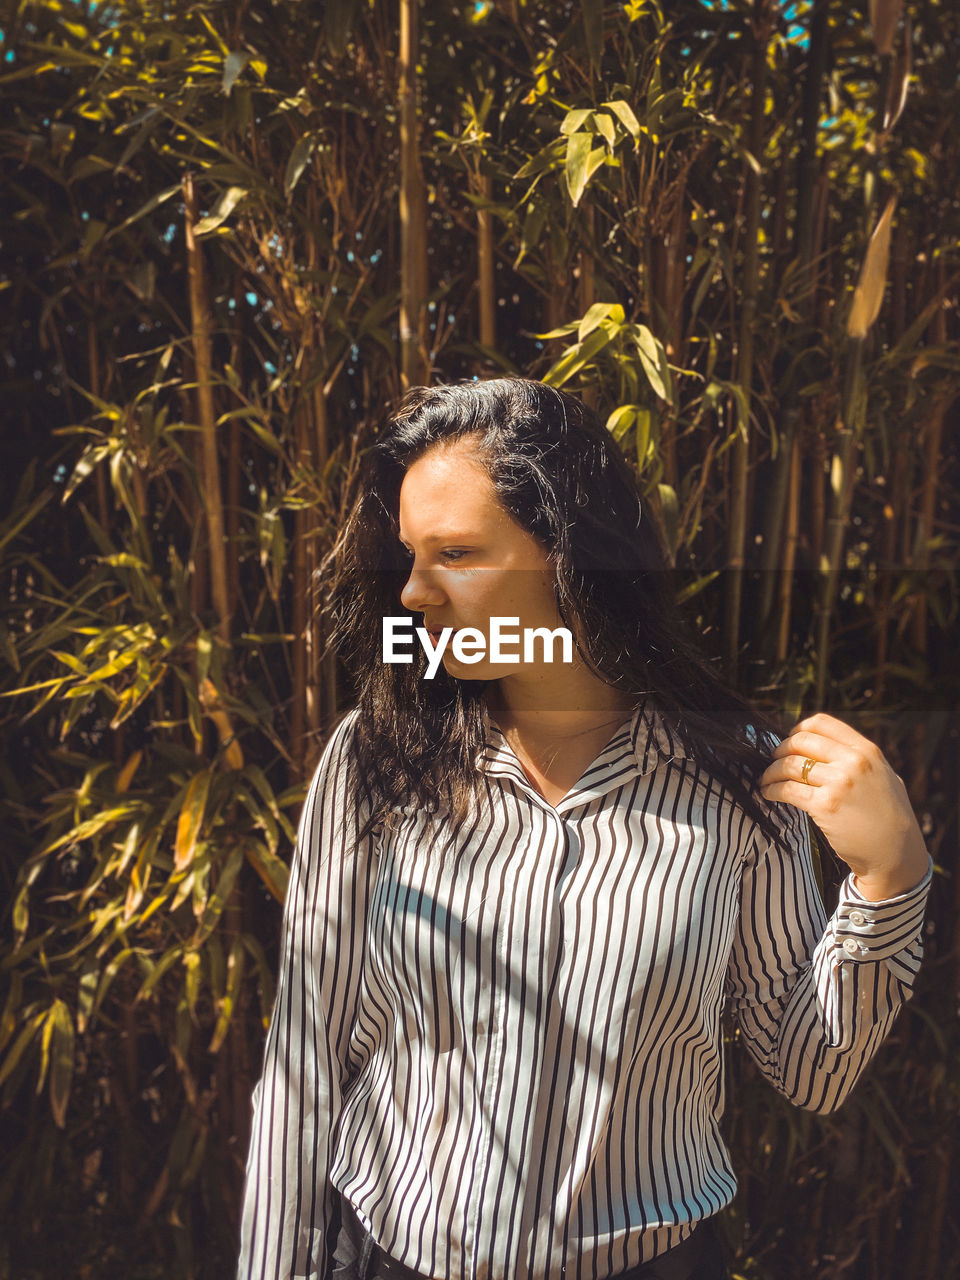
[1,0,958,1277]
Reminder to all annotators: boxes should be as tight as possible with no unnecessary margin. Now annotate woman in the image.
[237,378,931,1280]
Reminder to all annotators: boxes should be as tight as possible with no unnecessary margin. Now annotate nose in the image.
[399,565,446,614]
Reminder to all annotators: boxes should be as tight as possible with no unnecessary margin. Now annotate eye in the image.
[439,549,468,563]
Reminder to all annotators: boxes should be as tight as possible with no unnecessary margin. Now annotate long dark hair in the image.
[320,376,787,848]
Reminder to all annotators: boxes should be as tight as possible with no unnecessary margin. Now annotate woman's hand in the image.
[758,711,931,902]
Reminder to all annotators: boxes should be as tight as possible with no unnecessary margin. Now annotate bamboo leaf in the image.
[847,195,897,339]
[244,840,290,904]
[209,938,244,1053]
[633,325,669,400]
[48,1000,75,1128]
[283,135,318,200]
[192,845,245,945]
[658,484,680,558]
[542,327,613,387]
[116,750,143,793]
[603,99,641,140]
[580,0,603,68]
[0,486,53,553]
[606,404,638,444]
[578,302,624,342]
[565,133,606,207]
[222,51,251,95]
[175,771,212,870]
[0,972,23,1056]
[559,108,594,136]
[105,183,182,241]
[0,1011,46,1089]
[194,185,248,236]
[869,0,903,56]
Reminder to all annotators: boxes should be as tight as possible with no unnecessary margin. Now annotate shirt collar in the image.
[479,696,686,810]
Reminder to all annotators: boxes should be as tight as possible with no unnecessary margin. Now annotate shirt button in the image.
[849,910,866,926]
[842,937,860,956]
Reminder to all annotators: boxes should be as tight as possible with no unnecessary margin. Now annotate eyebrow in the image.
[397,532,481,547]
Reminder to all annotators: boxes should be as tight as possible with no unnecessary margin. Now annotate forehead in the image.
[398,439,504,532]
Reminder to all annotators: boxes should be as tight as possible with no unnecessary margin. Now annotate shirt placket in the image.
[463,768,575,1280]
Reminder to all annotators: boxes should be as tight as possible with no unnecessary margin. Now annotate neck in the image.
[483,663,637,742]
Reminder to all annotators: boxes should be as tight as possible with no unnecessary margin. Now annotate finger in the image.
[787,711,869,752]
[760,755,831,788]
[771,728,850,765]
[759,778,817,811]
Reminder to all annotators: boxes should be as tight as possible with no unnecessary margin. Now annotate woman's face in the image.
[397,437,565,682]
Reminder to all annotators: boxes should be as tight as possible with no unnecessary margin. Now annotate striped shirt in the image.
[237,699,931,1280]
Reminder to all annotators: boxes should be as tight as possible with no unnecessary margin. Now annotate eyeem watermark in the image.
[383,616,574,680]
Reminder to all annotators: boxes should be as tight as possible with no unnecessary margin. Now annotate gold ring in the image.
[801,757,816,785]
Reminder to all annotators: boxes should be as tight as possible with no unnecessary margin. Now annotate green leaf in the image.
[559,108,594,136]
[578,302,625,342]
[658,483,680,558]
[633,325,669,400]
[0,1011,46,1090]
[635,407,652,463]
[565,133,606,207]
[194,185,248,236]
[324,0,357,57]
[105,183,182,241]
[48,1001,75,1128]
[606,404,638,444]
[193,845,245,945]
[284,135,318,200]
[542,326,613,387]
[223,51,251,95]
[603,99,641,140]
[209,937,244,1053]
[581,0,603,68]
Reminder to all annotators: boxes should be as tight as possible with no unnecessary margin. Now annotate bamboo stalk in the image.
[87,284,110,530]
[776,432,801,662]
[908,258,952,800]
[183,173,231,643]
[874,216,910,725]
[478,170,496,352]
[723,0,770,679]
[578,202,597,410]
[227,279,245,620]
[758,0,828,633]
[399,0,426,389]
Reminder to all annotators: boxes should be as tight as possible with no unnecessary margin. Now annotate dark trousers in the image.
[329,1191,730,1280]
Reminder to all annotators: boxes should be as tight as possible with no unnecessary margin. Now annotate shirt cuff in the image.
[832,855,932,964]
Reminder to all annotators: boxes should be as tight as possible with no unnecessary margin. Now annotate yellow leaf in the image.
[847,195,897,339]
[116,749,143,793]
[244,842,289,904]
[49,1001,75,1128]
[175,771,212,870]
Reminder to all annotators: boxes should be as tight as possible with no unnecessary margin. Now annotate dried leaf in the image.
[847,195,897,339]
[175,771,212,870]
[869,0,903,57]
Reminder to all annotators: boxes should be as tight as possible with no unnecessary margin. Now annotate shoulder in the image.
[305,706,363,802]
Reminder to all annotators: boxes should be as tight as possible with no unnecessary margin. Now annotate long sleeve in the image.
[237,709,374,1280]
[725,799,932,1113]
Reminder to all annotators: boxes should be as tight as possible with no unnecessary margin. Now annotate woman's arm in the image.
[725,796,930,1113]
[237,708,376,1279]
